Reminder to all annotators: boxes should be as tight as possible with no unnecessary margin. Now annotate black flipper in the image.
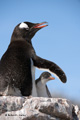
[32,55,67,83]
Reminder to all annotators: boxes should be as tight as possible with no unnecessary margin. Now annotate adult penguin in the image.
[0,22,67,96]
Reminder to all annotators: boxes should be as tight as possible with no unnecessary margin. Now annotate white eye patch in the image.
[19,22,29,29]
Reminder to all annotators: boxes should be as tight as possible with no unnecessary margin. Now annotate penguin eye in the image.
[25,27,29,30]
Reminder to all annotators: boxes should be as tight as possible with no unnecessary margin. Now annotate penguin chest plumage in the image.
[36,80,49,97]
[30,59,37,97]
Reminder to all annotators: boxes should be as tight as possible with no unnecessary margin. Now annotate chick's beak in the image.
[48,76,55,80]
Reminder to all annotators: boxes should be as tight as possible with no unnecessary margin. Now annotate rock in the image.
[0,96,80,120]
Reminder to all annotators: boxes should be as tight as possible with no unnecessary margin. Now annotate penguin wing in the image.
[32,55,67,83]
[46,85,52,98]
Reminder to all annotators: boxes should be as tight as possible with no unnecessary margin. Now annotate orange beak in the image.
[33,22,48,29]
[48,76,55,80]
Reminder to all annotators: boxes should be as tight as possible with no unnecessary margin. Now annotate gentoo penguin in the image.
[0,21,67,96]
[36,72,55,97]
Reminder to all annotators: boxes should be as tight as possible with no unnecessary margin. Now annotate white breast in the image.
[36,81,49,97]
[31,59,37,97]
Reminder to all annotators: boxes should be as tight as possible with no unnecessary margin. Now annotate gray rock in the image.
[0,96,80,120]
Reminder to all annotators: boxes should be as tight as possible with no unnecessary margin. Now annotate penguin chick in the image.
[36,72,55,97]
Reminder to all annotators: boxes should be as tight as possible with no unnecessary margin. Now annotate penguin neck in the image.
[11,35,32,45]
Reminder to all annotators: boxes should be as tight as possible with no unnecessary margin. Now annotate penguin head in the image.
[11,21,48,44]
[40,72,55,84]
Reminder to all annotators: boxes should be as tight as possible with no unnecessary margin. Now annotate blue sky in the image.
[0,0,80,102]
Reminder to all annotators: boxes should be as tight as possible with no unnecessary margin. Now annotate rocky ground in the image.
[0,96,80,120]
